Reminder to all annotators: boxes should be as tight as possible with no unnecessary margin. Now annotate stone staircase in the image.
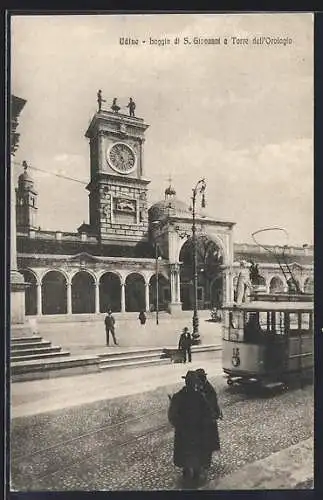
[11,339,222,382]
[97,344,221,371]
[11,336,70,363]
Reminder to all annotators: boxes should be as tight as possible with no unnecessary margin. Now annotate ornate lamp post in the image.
[191,178,206,338]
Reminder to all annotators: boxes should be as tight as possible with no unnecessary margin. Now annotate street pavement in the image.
[11,364,313,491]
[27,313,220,354]
[10,317,314,491]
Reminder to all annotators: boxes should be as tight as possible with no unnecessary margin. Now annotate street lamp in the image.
[151,220,164,325]
[191,178,206,338]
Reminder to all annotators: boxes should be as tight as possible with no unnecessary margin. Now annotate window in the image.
[289,313,299,330]
[301,313,310,330]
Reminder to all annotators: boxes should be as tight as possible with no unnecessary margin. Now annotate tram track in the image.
[11,383,252,487]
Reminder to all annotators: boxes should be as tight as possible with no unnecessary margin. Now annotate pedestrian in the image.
[168,370,215,486]
[178,327,192,363]
[138,310,146,325]
[104,310,118,346]
[195,368,222,474]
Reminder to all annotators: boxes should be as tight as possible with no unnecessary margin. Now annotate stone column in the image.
[95,281,100,313]
[121,282,126,313]
[10,157,26,324]
[222,266,233,305]
[66,282,72,315]
[36,283,42,316]
[145,282,150,313]
[168,263,182,314]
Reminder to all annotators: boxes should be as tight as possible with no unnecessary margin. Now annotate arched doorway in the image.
[71,271,95,314]
[20,270,37,315]
[99,273,121,312]
[269,276,284,294]
[287,277,301,293]
[149,274,170,311]
[303,277,314,294]
[41,270,67,315]
[125,273,145,312]
[179,235,223,310]
[210,276,223,308]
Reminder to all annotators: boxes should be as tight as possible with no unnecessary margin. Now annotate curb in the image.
[205,437,313,490]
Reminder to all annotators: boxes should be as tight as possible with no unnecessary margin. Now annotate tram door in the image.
[263,311,286,374]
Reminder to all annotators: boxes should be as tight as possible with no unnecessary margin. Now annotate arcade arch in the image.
[179,235,223,310]
[125,273,146,312]
[71,271,95,314]
[20,269,38,316]
[99,272,121,313]
[269,276,284,294]
[41,270,67,315]
[149,273,170,311]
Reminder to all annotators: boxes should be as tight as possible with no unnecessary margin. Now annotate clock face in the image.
[107,142,136,174]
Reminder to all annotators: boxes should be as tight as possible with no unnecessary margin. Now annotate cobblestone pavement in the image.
[11,377,313,491]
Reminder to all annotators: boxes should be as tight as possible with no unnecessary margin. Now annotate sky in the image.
[11,13,313,245]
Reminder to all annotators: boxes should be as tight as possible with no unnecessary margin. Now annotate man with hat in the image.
[178,327,192,363]
[168,370,214,486]
[104,309,118,346]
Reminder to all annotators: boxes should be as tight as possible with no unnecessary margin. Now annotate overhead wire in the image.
[11,160,88,185]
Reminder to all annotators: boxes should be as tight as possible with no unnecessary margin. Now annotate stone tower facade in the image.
[84,107,150,244]
[16,162,38,232]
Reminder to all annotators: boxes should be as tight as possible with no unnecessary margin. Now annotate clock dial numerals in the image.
[107,143,136,174]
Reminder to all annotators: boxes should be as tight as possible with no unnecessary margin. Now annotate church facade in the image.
[15,103,314,318]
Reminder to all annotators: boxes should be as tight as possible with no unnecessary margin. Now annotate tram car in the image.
[222,293,314,388]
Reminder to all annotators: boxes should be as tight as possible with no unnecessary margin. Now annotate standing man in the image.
[168,370,214,486]
[105,310,118,346]
[178,327,192,363]
[127,97,136,117]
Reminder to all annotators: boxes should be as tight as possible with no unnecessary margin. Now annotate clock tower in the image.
[84,104,150,244]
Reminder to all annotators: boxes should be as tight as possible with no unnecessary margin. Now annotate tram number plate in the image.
[232,347,240,367]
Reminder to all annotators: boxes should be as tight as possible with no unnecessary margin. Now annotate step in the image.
[11,346,62,358]
[99,352,165,367]
[100,358,171,371]
[11,336,43,344]
[11,355,99,381]
[98,346,164,362]
[11,340,52,351]
[10,350,70,363]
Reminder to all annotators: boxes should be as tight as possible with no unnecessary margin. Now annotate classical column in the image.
[170,271,176,303]
[95,281,100,313]
[223,266,233,305]
[66,282,72,315]
[121,282,126,313]
[176,271,181,303]
[145,282,150,313]
[36,283,42,316]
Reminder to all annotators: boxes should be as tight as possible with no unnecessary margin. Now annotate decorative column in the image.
[222,265,233,305]
[145,282,150,313]
[168,263,182,314]
[121,282,126,313]
[66,282,72,315]
[36,283,42,316]
[95,281,100,314]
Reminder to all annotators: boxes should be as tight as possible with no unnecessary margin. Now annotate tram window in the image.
[289,313,299,330]
[229,311,244,342]
[259,312,268,331]
[275,312,285,335]
[301,313,310,330]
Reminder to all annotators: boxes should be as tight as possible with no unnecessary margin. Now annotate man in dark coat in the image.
[168,370,215,485]
[178,327,192,363]
[195,368,222,464]
[104,310,118,346]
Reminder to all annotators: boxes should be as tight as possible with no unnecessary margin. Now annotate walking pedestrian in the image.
[138,310,146,325]
[104,310,118,346]
[168,370,215,487]
[178,327,192,363]
[195,368,222,475]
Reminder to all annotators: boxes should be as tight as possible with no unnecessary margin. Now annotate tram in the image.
[222,293,314,388]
